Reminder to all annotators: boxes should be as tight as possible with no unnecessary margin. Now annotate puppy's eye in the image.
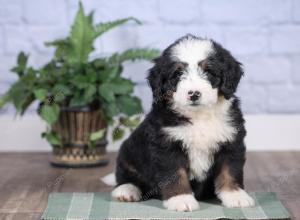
[198,59,208,71]
[173,62,187,76]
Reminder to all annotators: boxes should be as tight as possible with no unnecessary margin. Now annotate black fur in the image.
[115,35,246,201]
[207,41,244,99]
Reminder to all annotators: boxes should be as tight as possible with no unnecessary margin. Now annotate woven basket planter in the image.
[50,106,109,168]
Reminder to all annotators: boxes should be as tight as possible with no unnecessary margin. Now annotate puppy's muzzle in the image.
[188,90,201,102]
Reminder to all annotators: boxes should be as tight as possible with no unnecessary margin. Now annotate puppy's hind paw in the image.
[163,194,199,212]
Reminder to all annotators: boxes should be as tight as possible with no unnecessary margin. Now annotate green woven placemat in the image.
[41,192,291,220]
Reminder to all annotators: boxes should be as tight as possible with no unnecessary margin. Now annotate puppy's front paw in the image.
[218,189,255,208]
[112,183,141,202]
[163,194,199,212]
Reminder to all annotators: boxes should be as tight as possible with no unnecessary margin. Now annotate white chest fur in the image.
[163,99,237,181]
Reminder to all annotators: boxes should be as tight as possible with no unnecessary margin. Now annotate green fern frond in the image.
[87,10,95,23]
[107,48,160,65]
[66,2,95,64]
[94,17,141,38]
[0,93,10,108]
[45,38,69,47]
[45,38,71,60]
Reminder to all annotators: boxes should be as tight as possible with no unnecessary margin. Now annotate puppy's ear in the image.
[147,57,164,101]
[210,42,244,99]
[220,58,243,99]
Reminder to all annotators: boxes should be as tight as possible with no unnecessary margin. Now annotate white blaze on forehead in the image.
[170,37,214,65]
[170,37,218,110]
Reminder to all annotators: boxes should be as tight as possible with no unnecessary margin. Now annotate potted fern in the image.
[0,3,159,167]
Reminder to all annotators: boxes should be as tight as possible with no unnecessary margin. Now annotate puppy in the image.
[112,35,254,211]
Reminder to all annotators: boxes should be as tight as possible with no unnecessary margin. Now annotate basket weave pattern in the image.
[50,109,108,167]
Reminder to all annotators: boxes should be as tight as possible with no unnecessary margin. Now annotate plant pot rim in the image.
[60,105,99,112]
[52,139,108,149]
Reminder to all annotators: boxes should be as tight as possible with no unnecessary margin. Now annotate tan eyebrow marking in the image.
[174,62,188,71]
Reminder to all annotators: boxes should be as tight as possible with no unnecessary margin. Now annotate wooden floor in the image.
[0,152,299,220]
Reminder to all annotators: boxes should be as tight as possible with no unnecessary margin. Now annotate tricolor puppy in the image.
[112,35,254,211]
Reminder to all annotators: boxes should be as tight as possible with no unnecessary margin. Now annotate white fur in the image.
[111,183,141,202]
[101,172,116,186]
[171,37,218,111]
[164,98,236,181]
[163,194,199,212]
[171,36,213,65]
[173,71,218,109]
[165,37,237,181]
[217,188,255,208]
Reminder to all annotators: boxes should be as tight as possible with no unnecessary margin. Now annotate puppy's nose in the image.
[188,90,201,101]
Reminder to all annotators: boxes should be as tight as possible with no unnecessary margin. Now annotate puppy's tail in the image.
[101,172,117,186]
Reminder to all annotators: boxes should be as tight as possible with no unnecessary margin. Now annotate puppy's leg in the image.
[113,156,143,202]
[112,183,142,202]
[191,178,215,201]
[161,168,199,212]
[215,163,254,208]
